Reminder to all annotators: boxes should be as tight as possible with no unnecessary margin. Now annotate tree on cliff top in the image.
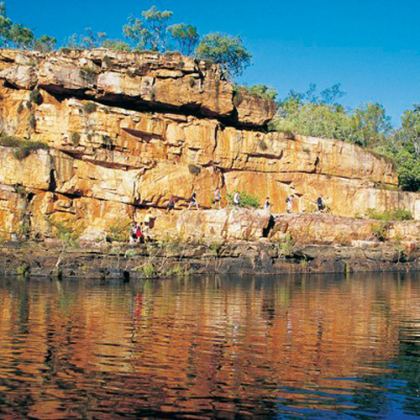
[65,28,107,49]
[195,33,252,78]
[0,1,55,50]
[271,84,418,191]
[272,84,392,147]
[0,2,12,46]
[168,23,199,56]
[379,105,420,191]
[123,6,173,52]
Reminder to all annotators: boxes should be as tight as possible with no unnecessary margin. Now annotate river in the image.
[0,272,419,418]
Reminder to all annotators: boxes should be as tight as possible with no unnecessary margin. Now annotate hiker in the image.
[286,195,293,213]
[143,212,155,241]
[316,196,325,212]
[142,219,150,242]
[233,192,240,206]
[188,191,199,210]
[167,195,176,213]
[129,222,137,244]
[213,187,222,209]
[136,223,143,243]
[264,197,270,210]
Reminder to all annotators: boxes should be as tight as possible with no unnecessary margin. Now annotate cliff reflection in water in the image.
[0,273,419,418]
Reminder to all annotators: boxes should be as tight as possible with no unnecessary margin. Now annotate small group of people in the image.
[129,213,154,244]
[166,188,326,214]
[285,194,326,213]
[129,222,144,244]
[167,189,220,212]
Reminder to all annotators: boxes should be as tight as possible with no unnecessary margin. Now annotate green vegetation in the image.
[375,105,420,192]
[33,35,57,52]
[82,102,98,114]
[270,84,391,147]
[208,241,224,256]
[366,208,413,221]
[234,84,278,101]
[48,218,79,246]
[0,2,417,191]
[65,28,106,49]
[101,39,131,52]
[124,6,173,52]
[139,262,156,279]
[106,219,131,243]
[80,67,97,81]
[0,2,55,49]
[16,262,30,277]
[0,135,49,160]
[270,84,419,192]
[168,23,199,56]
[278,233,295,256]
[227,191,260,208]
[29,89,43,105]
[101,135,114,150]
[196,33,251,77]
[372,222,389,242]
[70,132,81,146]
[17,219,31,239]
[164,263,190,278]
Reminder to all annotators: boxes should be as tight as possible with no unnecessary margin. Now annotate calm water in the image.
[0,273,419,419]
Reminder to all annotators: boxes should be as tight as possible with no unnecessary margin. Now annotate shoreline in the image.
[1,240,418,280]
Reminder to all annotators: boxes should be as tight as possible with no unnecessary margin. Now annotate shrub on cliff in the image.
[0,136,49,160]
[234,84,278,102]
[366,208,413,221]
[106,220,131,243]
[101,39,131,52]
[227,191,260,208]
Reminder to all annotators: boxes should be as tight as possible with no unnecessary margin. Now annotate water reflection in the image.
[0,273,419,418]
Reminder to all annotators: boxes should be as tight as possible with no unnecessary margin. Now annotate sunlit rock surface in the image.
[0,48,418,243]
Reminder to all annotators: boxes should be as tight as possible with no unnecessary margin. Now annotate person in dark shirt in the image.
[317,196,325,212]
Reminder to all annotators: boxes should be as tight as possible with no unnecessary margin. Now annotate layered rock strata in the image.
[0,48,418,243]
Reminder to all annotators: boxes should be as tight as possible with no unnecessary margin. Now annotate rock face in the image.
[0,48,419,243]
[0,49,275,126]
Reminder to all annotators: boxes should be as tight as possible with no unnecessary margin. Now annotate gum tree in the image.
[124,5,173,52]
[168,23,199,55]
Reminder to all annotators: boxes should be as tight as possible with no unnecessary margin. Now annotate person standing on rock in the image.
[167,195,176,213]
[213,187,222,209]
[129,222,137,244]
[188,191,199,210]
[317,196,325,212]
[286,195,293,213]
[264,197,271,211]
[233,192,240,207]
[136,223,144,244]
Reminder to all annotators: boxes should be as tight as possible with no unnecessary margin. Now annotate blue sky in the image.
[7,0,420,125]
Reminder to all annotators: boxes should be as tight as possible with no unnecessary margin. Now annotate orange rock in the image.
[0,48,418,242]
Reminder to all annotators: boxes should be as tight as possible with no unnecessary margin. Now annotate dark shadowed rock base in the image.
[0,241,418,280]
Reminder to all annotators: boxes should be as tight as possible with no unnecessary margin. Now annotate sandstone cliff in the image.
[0,48,418,243]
